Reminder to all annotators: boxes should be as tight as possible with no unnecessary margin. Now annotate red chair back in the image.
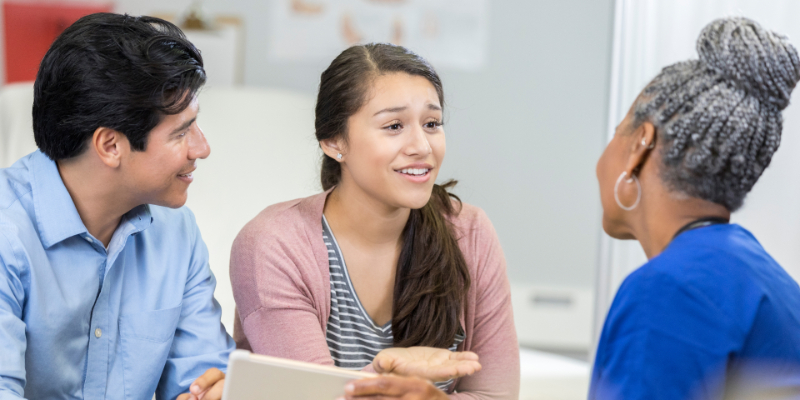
[3,1,112,83]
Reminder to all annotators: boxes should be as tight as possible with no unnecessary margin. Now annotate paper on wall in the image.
[267,0,488,71]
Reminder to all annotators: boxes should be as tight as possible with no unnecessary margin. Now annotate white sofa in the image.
[0,83,590,400]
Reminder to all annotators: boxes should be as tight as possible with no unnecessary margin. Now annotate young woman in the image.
[592,17,800,399]
[230,44,519,399]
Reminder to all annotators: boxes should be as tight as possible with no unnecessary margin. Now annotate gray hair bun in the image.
[698,17,800,110]
[634,17,800,211]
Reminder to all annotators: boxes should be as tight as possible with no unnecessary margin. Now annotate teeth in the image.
[398,168,429,176]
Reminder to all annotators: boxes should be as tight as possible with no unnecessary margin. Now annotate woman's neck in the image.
[323,181,410,248]
[632,195,730,259]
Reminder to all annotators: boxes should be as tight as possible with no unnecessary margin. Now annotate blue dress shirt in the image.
[590,223,800,399]
[0,151,234,400]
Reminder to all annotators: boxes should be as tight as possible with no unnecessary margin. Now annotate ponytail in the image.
[392,180,470,348]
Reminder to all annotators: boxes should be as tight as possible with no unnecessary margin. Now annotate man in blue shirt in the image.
[0,13,234,400]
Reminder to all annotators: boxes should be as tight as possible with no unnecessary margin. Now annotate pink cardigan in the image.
[229,191,520,399]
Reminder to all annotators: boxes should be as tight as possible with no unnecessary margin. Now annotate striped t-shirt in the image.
[322,216,465,392]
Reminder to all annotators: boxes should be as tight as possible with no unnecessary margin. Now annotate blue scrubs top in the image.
[590,224,800,400]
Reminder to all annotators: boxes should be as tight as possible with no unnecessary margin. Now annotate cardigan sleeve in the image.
[229,212,337,366]
[451,208,520,400]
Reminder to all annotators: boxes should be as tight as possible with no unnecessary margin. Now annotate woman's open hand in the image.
[372,347,481,382]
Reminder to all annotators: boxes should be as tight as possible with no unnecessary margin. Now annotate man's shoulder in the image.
[0,155,35,212]
[0,156,38,256]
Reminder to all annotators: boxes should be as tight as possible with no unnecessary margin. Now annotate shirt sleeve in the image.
[156,215,235,400]
[589,267,739,400]
[451,209,520,400]
[0,232,27,400]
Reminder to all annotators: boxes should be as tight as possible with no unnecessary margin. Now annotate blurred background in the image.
[1,1,799,399]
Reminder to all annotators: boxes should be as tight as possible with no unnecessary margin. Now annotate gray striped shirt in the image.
[322,216,464,392]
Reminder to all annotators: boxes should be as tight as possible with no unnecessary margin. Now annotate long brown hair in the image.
[315,43,470,348]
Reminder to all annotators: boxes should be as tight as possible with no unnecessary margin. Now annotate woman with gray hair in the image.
[592,17,800,399]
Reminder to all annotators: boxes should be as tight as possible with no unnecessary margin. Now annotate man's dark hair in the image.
[33,13,205,160]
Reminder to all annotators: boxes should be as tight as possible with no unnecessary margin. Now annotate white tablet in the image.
[222,350,376,400]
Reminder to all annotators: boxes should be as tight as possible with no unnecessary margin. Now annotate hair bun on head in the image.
[697,17,800,110]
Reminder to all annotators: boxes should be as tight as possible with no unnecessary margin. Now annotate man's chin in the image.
[151,193,189,209]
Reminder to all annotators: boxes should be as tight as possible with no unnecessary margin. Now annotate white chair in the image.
[0,83,37,168]
[185,86,322,330]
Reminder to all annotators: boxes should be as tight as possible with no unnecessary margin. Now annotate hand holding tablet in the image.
[340,375,451,400]
[222,351,376,400]
[178,368,226,400]
[222,349,482,399]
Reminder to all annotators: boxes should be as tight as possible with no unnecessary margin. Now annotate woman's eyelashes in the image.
[382,119,443,133]
[385,121,403,132]
[424,119,443,130]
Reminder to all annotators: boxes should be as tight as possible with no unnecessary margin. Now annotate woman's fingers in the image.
[454,360,482,377]
[372,353,397,374]
[426,362,481,381]
[449,351,479,361]
[423,358,482,380]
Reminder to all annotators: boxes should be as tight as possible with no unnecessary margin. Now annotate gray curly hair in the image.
[634,17,800,211]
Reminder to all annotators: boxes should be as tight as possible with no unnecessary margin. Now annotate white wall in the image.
[116,0,617,290]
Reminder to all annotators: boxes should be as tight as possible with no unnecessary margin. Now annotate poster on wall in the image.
[268,0,489,71]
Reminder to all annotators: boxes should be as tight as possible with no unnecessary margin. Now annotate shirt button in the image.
[94,328,102,338]
[84,236,92,243]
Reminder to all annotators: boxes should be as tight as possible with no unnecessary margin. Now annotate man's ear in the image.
[320,137,346,161]
[91,127,128,168]
[623,121,656,177]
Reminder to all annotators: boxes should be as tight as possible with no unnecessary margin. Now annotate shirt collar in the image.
[30,150,154,249]
[31,150,89,248]
[125,204,153,234]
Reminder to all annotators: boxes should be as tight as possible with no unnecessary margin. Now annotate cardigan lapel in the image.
[297,188,336,327]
